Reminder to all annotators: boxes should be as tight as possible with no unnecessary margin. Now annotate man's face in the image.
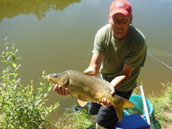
[110,13,132,39]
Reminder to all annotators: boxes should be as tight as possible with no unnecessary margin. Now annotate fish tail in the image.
[110,95,134,121]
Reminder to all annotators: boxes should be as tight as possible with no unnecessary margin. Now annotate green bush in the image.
[0,42,59,129]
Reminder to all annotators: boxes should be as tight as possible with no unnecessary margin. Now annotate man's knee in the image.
[96,118,116,129]
[88,102,101,115]
[96,106,118,129]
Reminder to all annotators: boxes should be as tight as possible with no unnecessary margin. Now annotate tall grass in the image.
[150,82,172,129]
[0,41,59,129]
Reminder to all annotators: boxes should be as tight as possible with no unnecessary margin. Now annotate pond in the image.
[0,0,172,119]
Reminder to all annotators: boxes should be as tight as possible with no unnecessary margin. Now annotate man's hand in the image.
[53,84,69,96]
[84,67,96,76]
[101,97,112,106]
[97,90,115,106]
[111,89,116,96]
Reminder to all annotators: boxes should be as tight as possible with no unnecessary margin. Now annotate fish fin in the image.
[114,106,124,121]
[115,95,135,109]
[111,99,124,121]
[76,98,87,107]
[111,95,135,121]
[76,98,80,106]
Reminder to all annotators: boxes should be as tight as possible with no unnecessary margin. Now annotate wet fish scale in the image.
[47,70,134,121]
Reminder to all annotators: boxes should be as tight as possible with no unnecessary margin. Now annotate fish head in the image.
[47,72,69,86]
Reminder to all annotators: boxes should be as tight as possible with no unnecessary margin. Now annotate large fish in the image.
[47,70,134,121]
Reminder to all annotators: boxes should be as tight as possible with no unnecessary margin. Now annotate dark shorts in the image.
[88,89,133,129]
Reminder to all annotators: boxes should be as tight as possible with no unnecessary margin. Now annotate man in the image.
[54,0,147,128]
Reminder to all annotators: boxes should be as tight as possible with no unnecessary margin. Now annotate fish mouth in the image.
[46,75,52,81]
[46,75,58,84]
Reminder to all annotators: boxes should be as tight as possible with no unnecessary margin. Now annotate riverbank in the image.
[55,82,172,129]
[150,82,172,129]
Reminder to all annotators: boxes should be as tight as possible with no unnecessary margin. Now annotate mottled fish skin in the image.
[47,70,134,121]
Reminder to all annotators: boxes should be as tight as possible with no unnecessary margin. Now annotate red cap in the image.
[109,0,132,17]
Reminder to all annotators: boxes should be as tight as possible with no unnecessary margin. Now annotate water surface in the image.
[0,0,172,118]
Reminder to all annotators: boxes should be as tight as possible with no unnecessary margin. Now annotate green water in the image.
[0,0,172,118]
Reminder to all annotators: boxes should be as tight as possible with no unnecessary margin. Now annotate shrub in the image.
[0,41,59,129]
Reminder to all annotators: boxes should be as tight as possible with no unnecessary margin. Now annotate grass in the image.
[55,107,94,129]
[150,82,172,129]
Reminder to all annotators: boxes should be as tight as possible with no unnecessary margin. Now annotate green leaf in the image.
[5,51,9,55]
[12,56,16,62]
[44,93,48,98]
[48,86,52,92]
[12,63,17,68]
[7,55,12,60]
[10,52,15,55]
[53,102,60,109]
[12,79,16,82]
[34,99,41,106]
[15,49,18,53]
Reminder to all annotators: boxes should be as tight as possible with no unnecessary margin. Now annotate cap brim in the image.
[110,9,130,17]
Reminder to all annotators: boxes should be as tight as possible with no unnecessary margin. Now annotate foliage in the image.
[55,107,94,129]
[0,42,59,129]
[150,82,172,129]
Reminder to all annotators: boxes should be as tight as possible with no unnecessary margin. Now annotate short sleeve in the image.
[92,28,106,54]
[124,40,147,67]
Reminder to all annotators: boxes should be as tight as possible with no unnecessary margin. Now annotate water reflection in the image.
[0,0,81,22]
[0,0,172,119]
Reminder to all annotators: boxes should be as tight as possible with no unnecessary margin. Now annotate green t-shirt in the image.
[92,24,147,92]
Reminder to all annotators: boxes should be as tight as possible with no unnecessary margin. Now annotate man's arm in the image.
[84,53,104,76]
[101,63,135,105]
[110,63,135,89]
